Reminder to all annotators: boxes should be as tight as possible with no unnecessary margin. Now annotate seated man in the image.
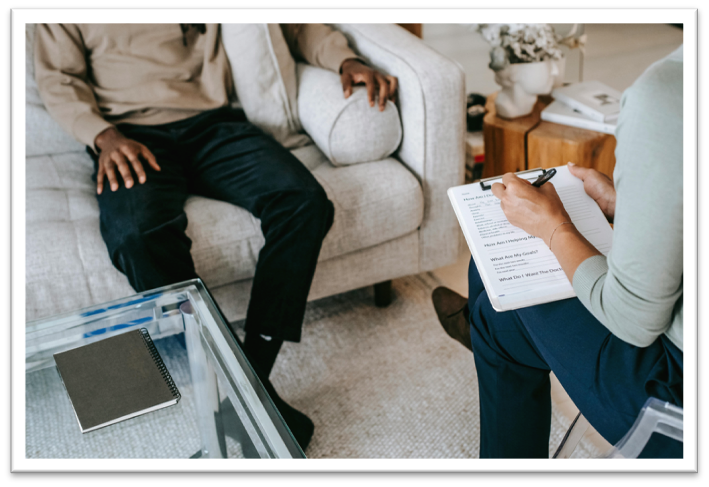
[34,23,397,451]
[433,47,683,458]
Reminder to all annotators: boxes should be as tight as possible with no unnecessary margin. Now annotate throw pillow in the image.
[221,24,311,149]
[297,63,402,166]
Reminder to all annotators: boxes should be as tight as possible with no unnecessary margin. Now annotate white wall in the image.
[422,23,683,96]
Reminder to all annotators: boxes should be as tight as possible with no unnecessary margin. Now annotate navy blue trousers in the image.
[467,258,683,458]
[90,107,334,342]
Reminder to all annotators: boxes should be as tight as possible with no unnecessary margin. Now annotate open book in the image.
[447,165,613,311]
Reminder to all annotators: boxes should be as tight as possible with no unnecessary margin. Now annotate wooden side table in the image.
[482,93,616,179]
[397,24,422,38]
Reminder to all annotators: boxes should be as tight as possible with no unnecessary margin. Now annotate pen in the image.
[532,168,557,187]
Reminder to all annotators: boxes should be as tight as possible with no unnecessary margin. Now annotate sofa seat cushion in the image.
[26,144,423,318]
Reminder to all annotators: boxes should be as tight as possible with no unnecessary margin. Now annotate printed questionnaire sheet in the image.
[448,165,613,311]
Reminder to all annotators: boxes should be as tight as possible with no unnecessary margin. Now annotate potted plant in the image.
[477,23,577,119]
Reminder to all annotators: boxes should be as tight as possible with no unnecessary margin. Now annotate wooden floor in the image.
[425,23,683,455]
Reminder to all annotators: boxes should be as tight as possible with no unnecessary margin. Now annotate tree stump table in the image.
[482,92,617,179]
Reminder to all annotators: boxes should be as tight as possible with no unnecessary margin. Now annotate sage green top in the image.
[573,46,684,351]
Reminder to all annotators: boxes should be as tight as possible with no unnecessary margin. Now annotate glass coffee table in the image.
[25,279,304,459]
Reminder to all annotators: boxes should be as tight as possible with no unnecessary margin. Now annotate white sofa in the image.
[25,24,465,323]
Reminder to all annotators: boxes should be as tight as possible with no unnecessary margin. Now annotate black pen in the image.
[531,168,557,187]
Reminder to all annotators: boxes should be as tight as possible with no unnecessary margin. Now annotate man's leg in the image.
[169,108,333,450]
[91,125,195,292]
[467,258,683,458]
[181,108,334,346]
[92,112,322,450]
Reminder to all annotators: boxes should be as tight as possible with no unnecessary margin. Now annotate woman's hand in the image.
[492,169,603,282]
[491,172,572,247]
[568,162,616,223]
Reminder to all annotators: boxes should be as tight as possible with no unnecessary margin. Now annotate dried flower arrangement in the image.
[477,23,582,71]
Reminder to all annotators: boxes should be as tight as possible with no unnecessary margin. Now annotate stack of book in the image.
[542,80,622,135]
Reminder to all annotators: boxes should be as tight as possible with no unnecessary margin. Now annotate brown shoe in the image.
[432,287,472,352]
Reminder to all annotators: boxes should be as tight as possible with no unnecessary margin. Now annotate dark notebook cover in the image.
[54,328,181,433]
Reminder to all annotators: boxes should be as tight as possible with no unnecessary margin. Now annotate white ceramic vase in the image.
[493,57,565,119]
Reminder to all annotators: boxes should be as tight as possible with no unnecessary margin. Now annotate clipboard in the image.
[448,165,614,311]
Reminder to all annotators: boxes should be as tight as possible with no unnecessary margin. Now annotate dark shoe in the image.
[260,378,315,452]
[432,286,472,352]
[242,335,315,452]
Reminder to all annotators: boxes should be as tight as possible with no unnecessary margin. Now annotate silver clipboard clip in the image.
[479,168,547,191]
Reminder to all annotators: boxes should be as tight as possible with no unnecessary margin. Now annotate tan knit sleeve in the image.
[280,24,362,73]
[34,24,113,149]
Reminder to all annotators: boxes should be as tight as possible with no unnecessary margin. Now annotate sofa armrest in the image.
[331,24,466,272]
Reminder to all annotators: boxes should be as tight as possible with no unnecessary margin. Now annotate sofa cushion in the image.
[221,24,311,150]
[297,64,402,166]
[26,153,135,319]
[25,145,423,319]
[25,24,85,156]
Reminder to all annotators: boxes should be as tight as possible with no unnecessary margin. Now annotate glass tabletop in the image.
[25,279,304,459]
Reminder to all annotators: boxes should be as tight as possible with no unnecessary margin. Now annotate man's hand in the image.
[491,173,572,247]
[568,163,616,223]
[94,127,160,194]
[340,59,398,111]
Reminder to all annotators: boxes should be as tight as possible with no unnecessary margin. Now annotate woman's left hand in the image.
[491,173,572,247]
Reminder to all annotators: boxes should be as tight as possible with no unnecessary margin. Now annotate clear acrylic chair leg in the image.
[605,397,683,459]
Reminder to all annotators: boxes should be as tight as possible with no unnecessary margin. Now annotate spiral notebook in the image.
[53,328,181,433]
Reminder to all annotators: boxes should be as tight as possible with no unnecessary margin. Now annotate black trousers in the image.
[467,258,683,458]
[91,107,334,342]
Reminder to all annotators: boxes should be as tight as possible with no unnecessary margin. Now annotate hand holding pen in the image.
[531,168,557,187]
[491,168,571,246]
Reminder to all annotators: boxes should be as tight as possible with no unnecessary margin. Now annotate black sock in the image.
[243,332,284,380]
[241,333,314,451]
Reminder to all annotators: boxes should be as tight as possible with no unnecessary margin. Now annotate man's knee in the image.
[277,187,334,235]
[103,212,189,265]
[304,188,334,232]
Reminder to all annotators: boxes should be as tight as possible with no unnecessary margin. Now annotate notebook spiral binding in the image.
[139,328,181,402]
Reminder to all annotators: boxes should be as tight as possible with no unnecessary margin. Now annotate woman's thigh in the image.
[469,258,682,451]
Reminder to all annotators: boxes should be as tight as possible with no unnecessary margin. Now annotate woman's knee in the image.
[468,258,485,304]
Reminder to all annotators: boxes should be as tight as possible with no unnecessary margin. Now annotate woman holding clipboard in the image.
[433,46,684,459]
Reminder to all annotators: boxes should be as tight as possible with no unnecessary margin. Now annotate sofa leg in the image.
[374,280,393,307]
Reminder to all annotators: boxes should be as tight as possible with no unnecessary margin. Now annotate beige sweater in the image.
[34,24,359,148]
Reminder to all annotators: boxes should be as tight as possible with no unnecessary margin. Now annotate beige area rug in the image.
[25,272,600,459]
[237,272,601,459]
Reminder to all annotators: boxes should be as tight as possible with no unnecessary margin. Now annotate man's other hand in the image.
[340,59,398,112]
[94,127,161,194]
